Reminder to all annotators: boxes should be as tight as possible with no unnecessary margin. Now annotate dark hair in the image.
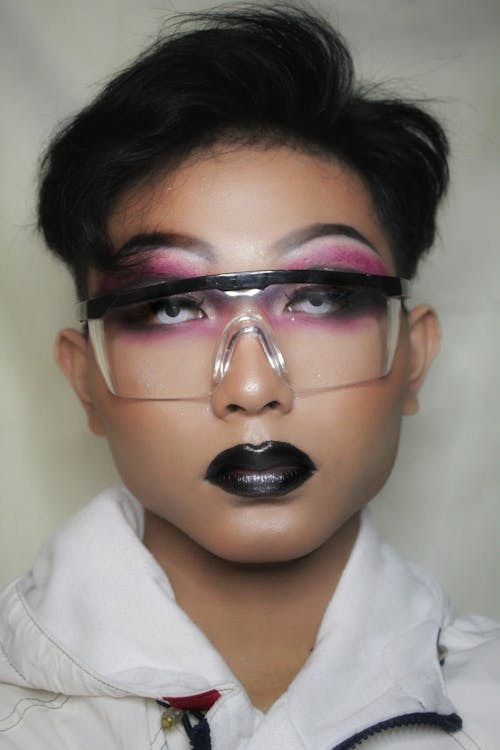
[38,4,449,298]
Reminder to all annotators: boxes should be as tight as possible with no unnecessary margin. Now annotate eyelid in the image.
[151,291,205,304]
[79,270,407,322]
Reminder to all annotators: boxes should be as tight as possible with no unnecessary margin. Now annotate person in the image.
[0,5,498,748]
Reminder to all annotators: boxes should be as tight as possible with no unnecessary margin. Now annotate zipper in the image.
[332,712,462,749]
[157,700,212,750]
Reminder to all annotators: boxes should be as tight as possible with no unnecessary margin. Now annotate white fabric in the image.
[0,486,499,749]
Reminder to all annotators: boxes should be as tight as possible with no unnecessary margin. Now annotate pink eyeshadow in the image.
[270,309,382,333]
[114,312,379,347]
[96,252,210,294]
[111,318,219,344]
[285,240,391,276]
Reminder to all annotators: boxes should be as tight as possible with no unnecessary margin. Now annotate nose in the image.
[210,328,294,419]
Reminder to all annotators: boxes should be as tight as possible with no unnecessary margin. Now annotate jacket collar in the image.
[281,508,457,748]
[1,486,459,747]
[5,486,235,696]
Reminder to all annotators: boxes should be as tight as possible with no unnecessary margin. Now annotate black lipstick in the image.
[205,441,316,498]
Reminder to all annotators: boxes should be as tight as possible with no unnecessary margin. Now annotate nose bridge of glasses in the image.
[212,313,288,386]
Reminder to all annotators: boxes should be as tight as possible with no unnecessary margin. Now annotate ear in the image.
[403,305,441,416]
[55,328,106,436]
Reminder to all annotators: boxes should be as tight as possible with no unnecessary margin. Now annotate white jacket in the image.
[0,486,499,749]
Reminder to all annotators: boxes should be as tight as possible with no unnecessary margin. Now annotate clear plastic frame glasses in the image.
[77,269,409,400]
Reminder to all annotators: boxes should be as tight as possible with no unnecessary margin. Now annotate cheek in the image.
[100,401,208,491]
[99,400,235,549]
[86,354,209,507]
[298,351,409,510]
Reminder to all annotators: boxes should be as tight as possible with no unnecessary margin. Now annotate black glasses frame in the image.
[78,269,409,322]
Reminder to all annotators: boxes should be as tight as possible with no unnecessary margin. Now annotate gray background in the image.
[1,0,499,617]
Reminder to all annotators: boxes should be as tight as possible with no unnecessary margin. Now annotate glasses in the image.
[77,269,409,400]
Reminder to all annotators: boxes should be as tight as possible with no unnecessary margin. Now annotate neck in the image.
[144,510,360,711]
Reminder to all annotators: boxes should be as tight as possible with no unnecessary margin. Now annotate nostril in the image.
[226,400,279,413]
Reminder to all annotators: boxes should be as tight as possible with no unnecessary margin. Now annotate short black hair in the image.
[38,4,449,298]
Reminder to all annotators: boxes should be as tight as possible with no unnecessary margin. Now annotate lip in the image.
[205,441,316,498]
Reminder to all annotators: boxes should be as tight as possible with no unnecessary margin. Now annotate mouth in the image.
[205,441,316,498]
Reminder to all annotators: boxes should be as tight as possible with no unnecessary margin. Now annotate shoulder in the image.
[0,682,152,750]
[441,613,500,748]
[0,683,70,748]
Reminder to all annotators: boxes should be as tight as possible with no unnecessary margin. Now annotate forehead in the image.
[106,145,395,274]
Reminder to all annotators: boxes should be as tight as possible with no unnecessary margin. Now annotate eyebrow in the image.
[270,223,379,254]
[113,232,216,264]
[111,222,378,270]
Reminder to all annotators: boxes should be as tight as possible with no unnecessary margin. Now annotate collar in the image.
[7,486,236,697]
[2,486,459,748]
[278,509,458,748]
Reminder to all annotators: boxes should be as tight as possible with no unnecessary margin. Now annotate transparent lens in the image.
[89,283,402,400]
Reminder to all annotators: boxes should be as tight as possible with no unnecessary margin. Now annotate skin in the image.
[57,145,440,710]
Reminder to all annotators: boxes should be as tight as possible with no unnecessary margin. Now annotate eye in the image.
[284,286,384,318]
[285,286,350,316]
[150,295,206,325]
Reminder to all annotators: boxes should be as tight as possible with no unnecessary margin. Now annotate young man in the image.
[0,6,498,749]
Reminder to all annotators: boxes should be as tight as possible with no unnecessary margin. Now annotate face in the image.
[58,146,439,564]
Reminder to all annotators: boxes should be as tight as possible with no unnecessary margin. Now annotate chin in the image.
[200,523,331,565]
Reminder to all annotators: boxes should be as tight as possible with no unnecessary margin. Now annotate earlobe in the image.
[55,328,106,436]
[402,305,441,416]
